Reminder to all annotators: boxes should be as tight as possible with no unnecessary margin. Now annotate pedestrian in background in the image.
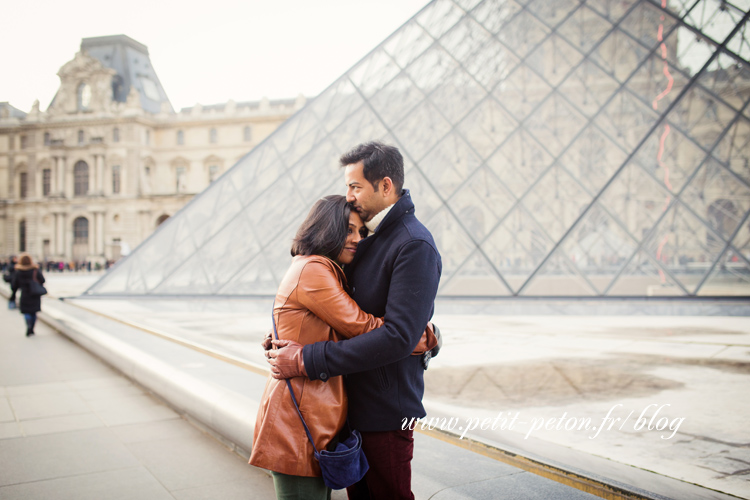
[11,253,45,337]
[5,255,18,309]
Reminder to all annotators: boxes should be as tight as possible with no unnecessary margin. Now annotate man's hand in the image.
[260,329,273,351]
[266,339,307,379]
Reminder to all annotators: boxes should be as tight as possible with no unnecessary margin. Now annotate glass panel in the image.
[606,250,685,296]
[626,55,691,114]
[329,104,389,153]
[711,116,750,184]
[726,18,750,60]
[416,0,466,39]
[487,128,555,197]
[631,124,708,193]
[521,251,599,296]
[526,33,585,88]
[522,164,593,242]
[153,251,211,295]
[495,64,553,121]
[559,125,628,195]
[383,22,433,68]
[556,5,614,53]
[286,139,341,203]
[218,252,279,295]
[424,205,476,283]
[560,203,639,294]
[471,0,523,36]
[449,165,515,240]
[680,159,750,242]
[428,67,486,123]
[404,165,446,225]
[683,0,746,42]
[586,0,639,24]
[483,206,555,293]
[641,200,726,293]
[590,28,653,83]
[597,161,673,244]
[229,145,283,207]
[419,133,483,200]
[406,45,461,95]
[309,78,364,133]
[369,73,426,127]
[619,2,679,51]
[498,10,551,59]
[595,89,660,151]
[439,248,512,295]
[697,247,750,296]
[392,100,453,161]
[559,60,620,119]
[524,92,588,157]
[348,49,400,99]
[696,51,750,112]
[457,95,519,160]
[527,0,583,29]
[675,27,717,76]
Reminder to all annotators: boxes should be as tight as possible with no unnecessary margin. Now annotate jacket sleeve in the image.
[303,240,440,380]
[296,260,383,339]
[37,270,45,285]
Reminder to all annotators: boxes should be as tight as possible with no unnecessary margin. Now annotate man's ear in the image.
[381,176,394,197]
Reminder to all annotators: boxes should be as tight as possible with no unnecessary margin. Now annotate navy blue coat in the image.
[302,190,442,431]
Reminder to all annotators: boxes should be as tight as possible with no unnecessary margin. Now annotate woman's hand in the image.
[266,340,307,379]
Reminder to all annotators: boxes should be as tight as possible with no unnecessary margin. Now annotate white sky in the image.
[1,0,428,112]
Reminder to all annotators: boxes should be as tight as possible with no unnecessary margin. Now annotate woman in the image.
[249,195,435,499]
[11,253,45,337]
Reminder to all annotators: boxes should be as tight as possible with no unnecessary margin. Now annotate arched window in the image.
[74,161,89,196]
[177,130,184,145]
[113,127,120,142]
[243,126,252,142]
[112,165,121,194]
[19,220,26,252]
[73,217,89,260]
[19,172,28,199]
[209,128,217,143]
[78,130,85,144]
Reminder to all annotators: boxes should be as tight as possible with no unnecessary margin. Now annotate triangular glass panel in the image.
[526,33,585,88]
[448,165,515,241]
[348,48,401,99]
[495,64,553,122]
[383,21,433,68]
[328,104,389,153]
[457,95,518,160]
[522,163,593,242]
[524,92,587,157]
[597,160,673,244]
[711,115,750,185]
[559,59,620,119]
[556,4,614,53]
[696,51,750,112]
[520,249,599,296]
[418,133,483,200]
[558,125,627,195]
[416,0,466,39]
[589,27,652,83]
[625,54,691,115]
[595,89,659,151]
[630,123,708,194]
[392,99,453,161]
[218,252,279,296]
[369,72,426,127]
[228,145,284,207]
[439,248,511,296]
[497,9,551,58]
[527,0,582,29]
[641,200,728,294]
[423,205,477,283]
[309,78,364,134]
[427,66,486,124]
[152,250,212,295]
[482,205,555,293]
[684,0,745,43]
[406,44,461,95]
[471,0,523,37]
[680,158,750,243]
[606,250,686,296]
[404,165,446,226]
[619,1,679,50]
[696,247,750,296]
[664,85,736,151]
[558,202,639,294]
[487,128,555,197]
[675,27,717,77]
[727,17,750,62]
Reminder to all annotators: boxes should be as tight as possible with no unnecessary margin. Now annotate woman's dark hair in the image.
[291,195,351,260]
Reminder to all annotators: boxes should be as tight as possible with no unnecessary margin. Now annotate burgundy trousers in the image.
[346,429,415,500]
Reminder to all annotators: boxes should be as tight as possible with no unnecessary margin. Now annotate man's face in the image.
[345,162,385,223]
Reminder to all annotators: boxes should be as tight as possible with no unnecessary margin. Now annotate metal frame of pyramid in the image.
[86,0,750,298]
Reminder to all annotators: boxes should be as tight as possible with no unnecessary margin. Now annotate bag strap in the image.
[271,306,320,455]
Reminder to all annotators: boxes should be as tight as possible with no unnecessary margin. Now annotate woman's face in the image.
[336,211,366,265]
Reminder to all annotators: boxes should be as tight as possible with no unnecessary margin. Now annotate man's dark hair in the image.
[291,195,351,261]
[340,141,404,194]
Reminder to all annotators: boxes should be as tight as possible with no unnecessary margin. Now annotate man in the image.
[268,141,442,499]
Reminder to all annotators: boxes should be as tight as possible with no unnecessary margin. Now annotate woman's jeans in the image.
[23,313,36,333]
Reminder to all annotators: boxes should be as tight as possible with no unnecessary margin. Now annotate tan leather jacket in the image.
[249,255,435,477]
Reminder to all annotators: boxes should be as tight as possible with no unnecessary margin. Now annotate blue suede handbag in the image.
[271,309,369,490]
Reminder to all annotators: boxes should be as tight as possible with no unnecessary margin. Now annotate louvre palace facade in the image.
[0,35,303,264]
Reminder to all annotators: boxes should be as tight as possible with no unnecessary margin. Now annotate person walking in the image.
[269,141,442,499]
[11,253,46,337]
[5,255,18,309]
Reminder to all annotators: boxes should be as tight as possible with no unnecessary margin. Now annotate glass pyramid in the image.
[87,0,750,298]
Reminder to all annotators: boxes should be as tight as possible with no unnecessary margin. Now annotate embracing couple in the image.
[249,141,442,499]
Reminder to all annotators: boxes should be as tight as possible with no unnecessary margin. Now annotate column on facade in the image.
[54,212,66,256]
[94,212,105,255]
[96,155,105,194]
[58,156,67,196]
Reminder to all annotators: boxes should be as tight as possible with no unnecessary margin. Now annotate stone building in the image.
[0,35,303,264]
